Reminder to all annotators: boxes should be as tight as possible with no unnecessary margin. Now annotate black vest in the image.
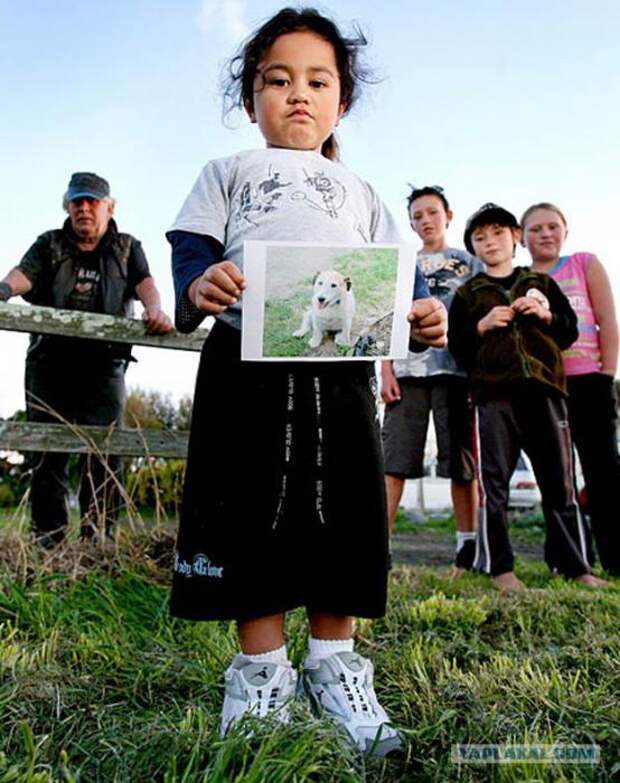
[25,220,136,361]
[25,219,134,318]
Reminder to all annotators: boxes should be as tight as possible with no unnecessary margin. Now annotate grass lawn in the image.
[0,515,618,781]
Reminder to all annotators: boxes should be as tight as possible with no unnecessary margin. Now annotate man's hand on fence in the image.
[190,261,247,315]
[142,306,173,334]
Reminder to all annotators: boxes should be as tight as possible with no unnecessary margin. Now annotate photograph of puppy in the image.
[292,269,356,348]
[240,241,415,361]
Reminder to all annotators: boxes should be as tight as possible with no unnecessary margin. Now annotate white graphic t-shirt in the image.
[392,247,484,378]
[170,148,404,329]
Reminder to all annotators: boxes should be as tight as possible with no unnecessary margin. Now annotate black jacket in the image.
[21,218,145,317]
[19,219,150,361]
[448,267,578,400]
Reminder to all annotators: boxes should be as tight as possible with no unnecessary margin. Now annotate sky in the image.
[1,0,619,416]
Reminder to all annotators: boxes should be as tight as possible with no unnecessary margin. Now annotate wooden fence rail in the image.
[0,302,207,458]
[0,421,189,459]
[0,301,207,351]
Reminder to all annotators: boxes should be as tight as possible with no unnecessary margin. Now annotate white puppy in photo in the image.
[293,269,356,349]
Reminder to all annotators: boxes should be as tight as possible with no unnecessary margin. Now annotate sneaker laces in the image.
[338,669,374,719]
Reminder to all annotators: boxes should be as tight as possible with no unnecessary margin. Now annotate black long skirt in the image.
[169,320,389,621]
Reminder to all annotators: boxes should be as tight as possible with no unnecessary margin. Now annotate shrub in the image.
[125,458,186,513]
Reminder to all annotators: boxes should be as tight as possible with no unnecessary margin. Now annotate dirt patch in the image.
[392,529,543,568]
[293,310,395,358]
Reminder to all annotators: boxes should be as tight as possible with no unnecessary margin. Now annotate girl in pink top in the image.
[522,203,620,576]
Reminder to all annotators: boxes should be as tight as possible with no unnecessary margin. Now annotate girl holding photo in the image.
[167,7,446,755]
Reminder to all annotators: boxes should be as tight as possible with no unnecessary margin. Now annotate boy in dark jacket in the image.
[449,203,607,590]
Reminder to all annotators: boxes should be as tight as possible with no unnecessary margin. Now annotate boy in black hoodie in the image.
[449,203,607,590]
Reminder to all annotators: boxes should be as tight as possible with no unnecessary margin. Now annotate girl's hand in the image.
[190,261,246,314]
[477,306,514,336]
[380,360,401,403]
[512,296,552,324]
[408,297,447,347]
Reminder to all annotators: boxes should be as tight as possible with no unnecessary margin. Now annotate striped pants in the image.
[474,383,591,578]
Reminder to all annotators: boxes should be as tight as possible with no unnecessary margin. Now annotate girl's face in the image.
[523,208,568,262]
[246,31,345,153]
[471,224,520,269]
[409,194,452,246]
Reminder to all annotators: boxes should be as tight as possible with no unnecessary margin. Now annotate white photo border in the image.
[241,240,417,361]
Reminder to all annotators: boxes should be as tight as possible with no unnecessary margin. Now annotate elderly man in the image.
[0,172,172,546]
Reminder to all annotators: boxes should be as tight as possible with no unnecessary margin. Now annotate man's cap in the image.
[464,202,519,253]
[65,172,111,202]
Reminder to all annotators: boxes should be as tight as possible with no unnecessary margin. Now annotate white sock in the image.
[242,644,289,666]
[456,530,476,552]
[306,636,354,665]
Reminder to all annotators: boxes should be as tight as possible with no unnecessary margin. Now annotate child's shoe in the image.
[220,655,298,737]
[454,538,476,571]
[301,651,403,757]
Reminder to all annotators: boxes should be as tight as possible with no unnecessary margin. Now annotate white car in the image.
[508,452,541,510]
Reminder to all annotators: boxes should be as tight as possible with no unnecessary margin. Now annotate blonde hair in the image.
[520,202,568,230]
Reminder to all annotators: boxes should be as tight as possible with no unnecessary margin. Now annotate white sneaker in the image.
[220,655,298,737]
[301,651,403,757]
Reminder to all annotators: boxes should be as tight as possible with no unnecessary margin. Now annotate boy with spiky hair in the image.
[448,203,607,590]
[381,185,482,572]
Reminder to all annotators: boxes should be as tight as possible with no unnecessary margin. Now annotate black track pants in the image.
[474,383,591,578]
[567,373,620,574]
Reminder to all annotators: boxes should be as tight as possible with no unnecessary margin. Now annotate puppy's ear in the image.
[312,271,321,285]
[344,276,352,291]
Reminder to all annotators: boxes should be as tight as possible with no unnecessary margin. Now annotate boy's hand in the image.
[477,306,514,336]
[190,261,246,314]
[512,296,552,324]
[380,360,401,403]
[407,297,447,347]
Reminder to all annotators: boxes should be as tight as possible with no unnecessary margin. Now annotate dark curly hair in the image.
[222,7,371,160]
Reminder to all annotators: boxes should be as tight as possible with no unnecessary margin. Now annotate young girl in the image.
[167,7,446,756]
[522,203,620,576]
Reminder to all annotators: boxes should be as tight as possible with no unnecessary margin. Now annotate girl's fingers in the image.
[225,263,247,289]
[195,295,227,314]
[195,284,236,313]
[199,279,239,305]
[211,262,247,290]
[206,269,242,297]
[413,323,448,346]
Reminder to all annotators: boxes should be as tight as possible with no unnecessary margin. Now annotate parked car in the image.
[509,452,541,510]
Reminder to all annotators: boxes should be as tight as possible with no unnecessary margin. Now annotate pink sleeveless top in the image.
[550,252,600,375]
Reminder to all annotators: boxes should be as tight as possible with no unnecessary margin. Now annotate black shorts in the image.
[170,320,389,622]
[382,375,475,481]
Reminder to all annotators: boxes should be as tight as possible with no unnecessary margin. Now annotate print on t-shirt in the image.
[233,164,347,227]
[291,169,346,218]
[392,248,484,378]
[234,166,293,227]
[68,254,101,311]
[418,253,473,300]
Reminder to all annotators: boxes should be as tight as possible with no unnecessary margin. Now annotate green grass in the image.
[0,528,618,782]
